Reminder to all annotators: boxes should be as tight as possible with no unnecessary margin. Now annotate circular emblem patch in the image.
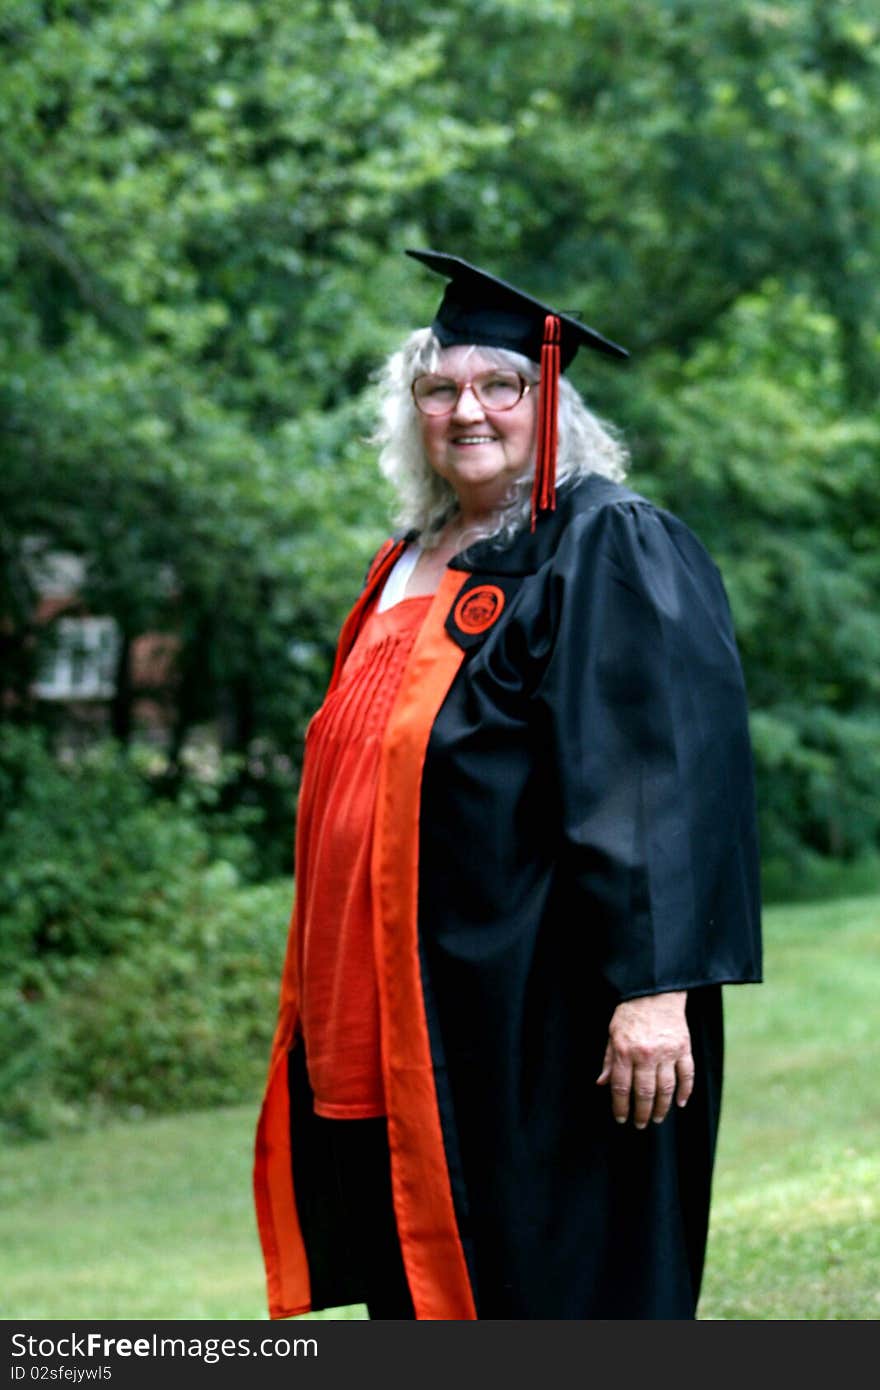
[454,585,505,635]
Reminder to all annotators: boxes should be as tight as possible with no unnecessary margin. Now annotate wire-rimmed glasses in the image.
[411,370,531,416]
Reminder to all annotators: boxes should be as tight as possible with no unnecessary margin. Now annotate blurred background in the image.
[1,0,878,1318]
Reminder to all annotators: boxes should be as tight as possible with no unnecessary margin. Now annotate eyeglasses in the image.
[411,370,531,417]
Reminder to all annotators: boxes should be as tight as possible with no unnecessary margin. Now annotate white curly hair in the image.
[371,329,630,549]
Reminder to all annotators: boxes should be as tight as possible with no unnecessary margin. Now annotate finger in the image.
[609,1056,633,1124]
[596,1040,614,1086]
[675,1053,695,1108]
[651,1061,677,1124]
[631,1063,656,1130]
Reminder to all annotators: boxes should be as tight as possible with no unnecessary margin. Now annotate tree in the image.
[2,0,878,870]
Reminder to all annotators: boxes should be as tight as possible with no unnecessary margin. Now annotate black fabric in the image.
[287,1050,415,1319]
[287,474,761,1319]
[415,476,761,1317]
[286,1044,365,1313]
[316,1117,416,1321]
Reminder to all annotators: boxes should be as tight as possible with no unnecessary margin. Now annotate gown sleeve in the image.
[536,498,762,1001]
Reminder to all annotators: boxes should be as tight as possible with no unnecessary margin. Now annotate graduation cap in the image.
[406,249,629,529]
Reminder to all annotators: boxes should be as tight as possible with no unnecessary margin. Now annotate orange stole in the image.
[253,561,476,1319]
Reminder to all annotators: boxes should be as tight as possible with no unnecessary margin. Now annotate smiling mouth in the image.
[452,436,498,445]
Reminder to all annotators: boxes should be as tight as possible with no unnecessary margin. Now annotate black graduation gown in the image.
[253,473,762,1321]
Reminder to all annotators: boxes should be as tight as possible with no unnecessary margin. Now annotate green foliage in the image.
[762,850,880,907]
[0,727,289,1140]
[52,875,288,1120]
[1,0,879,869]
[0,984,59,1142]
[1,728,223,976]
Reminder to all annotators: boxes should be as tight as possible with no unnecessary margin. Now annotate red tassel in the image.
[531,313,561,531]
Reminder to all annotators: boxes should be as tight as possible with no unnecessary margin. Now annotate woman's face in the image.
[416,346,538,518]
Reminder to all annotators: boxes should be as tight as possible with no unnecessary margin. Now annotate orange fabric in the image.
[253,553,477,1320]
[296,594,432,1119]
[372,566,477,1320]
[328,540,407,690]
[253,539,406,1320]
[253,1037,311,1318]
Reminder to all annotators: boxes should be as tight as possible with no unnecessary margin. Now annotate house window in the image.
[34,617,121,701]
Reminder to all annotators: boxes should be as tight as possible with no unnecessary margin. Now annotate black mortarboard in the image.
[405,248,629,369]
[405,249,628,529]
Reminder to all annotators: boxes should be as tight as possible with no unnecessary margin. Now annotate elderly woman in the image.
[254,250,762,1321]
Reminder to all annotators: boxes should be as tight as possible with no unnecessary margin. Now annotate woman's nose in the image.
[451,384,485,420]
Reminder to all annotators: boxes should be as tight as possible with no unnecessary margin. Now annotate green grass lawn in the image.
[699,892,880,1320]
[1,894,877,1321]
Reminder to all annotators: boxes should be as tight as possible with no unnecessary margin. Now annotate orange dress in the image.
[294,592,432,1119]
